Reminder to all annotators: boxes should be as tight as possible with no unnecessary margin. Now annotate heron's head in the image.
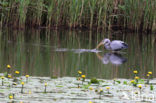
[96,38,110,49]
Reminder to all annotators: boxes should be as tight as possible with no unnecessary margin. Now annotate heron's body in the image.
[96,39,128,51]
[106,40,128,51]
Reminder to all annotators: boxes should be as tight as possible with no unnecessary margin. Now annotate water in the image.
[0,29,155,79]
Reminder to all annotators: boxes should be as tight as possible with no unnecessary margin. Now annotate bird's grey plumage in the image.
[99,38,128,51]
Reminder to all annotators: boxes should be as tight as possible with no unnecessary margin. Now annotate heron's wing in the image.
[110,40,128,51]
[121,42,128,48]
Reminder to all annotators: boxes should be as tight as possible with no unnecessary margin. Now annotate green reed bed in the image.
[0,0,156,31]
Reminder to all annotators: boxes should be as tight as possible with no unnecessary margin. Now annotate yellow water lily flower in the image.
[130,80,135,83]
[1,76,4,79]
[7,65,11,69]
[25,75,29,78]
[100,88,103,92]
[135,76,139,80]
[15,71,20,74]
[78,70,82,74]
[81,75,86,78]
[21,82,24,85]
[148,72,152,75]
[9,95,13,99]
[106,87,110,90]
[138,84,142,89]
[133,70,138,74]
[8,75,12,78]
[147,74,150,77]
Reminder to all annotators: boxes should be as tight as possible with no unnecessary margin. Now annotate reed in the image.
[0,0,156,31]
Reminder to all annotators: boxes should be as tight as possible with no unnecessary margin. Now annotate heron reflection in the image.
[96,52,127,65]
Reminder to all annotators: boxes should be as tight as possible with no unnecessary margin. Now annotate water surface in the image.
[0,29,155,79]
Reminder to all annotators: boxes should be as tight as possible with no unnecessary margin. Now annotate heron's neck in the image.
[104,43,111,50]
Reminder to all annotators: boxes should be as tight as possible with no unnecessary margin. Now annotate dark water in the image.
[0,29,156,79]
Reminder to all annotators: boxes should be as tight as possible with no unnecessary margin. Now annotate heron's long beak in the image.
[96,42,104,49]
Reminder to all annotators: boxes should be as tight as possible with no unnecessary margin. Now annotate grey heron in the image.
[96,38,128,51]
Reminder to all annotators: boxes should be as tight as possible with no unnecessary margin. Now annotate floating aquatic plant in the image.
[0,67,155,102]
[150,85,154,91]
[116,80,121,84]
[90,78,99,84]
[82,83,91,89]
[123,81,127,85]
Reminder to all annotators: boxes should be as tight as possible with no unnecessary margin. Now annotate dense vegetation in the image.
[0,0,156,32]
